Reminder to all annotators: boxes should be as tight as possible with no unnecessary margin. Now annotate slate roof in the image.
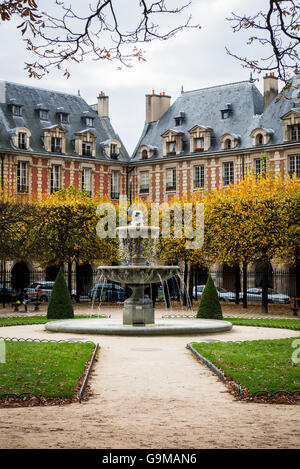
[132,77,300,161]
[0,80,129,161]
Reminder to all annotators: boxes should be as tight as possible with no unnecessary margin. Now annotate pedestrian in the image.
[23,289,31,313]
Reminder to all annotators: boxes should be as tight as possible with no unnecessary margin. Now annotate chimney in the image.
[145,91,171,123]
[93,91,109,118]
[263,73,278,110]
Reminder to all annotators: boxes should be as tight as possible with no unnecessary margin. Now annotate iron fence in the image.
[0,264,298,312]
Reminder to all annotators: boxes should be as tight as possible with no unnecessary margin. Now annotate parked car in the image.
[0,284,16,302]
[26,281,77,302]
[88,283,125,302]
[156,286,178,302]
[193,284,236,302]
[239,288,291,304]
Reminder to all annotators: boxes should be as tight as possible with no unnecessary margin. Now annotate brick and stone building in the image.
[0,74,299,297]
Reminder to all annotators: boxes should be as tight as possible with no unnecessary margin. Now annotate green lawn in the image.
[226,317,300,331]
[0,315,106,327]
[191,338,300,394]
[0,340,95,398]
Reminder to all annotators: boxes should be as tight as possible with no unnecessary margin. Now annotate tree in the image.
[227,0,300,84]
[203,171,300,313]
[0,0,198,78]
[47,266,74,318]
[30,186,118,293]
[196,274,223,320]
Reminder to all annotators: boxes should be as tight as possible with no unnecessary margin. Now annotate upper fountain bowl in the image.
[97,265,180,285]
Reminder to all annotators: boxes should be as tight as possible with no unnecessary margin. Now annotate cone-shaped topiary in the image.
[47,267,74,319]
[196,274,223,320]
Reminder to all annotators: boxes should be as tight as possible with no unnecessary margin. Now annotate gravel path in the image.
[0,323,299,449]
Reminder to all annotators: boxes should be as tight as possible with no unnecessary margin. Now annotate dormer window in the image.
[142,149,148,159]
[75,129,97,158]
[174,112,184,127]
[250,128,273,146]
[220,133,239,150]
[10,127,31,150]
[82,142,92,157]
[102,138,121,159]
[167,141,176,155]
[221,104,231,119]
[39,109,49,121]
[188,125,212,153]
[59,112,69,124]
[12,105,22,116]
[86,117,94,127]
[51,137,62,153]
[225,139,231,149]
[256,133,263,145]
[110,143,119,159]
[281,110,300,142]
[18,132,27,149]
[291,124,300,141]
[161,129,184,156]
[194,137,204,152]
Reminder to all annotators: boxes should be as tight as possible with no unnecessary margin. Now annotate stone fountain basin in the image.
[98,265,180,284]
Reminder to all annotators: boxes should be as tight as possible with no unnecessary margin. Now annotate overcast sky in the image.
[0,0,282,154]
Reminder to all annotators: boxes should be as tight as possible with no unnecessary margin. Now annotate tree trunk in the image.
[261,263,269,314]
[67,261,72,296]
[163,282,171,309]
[242,262,248,309]
[234,264,241,304]
[75,262,80,302]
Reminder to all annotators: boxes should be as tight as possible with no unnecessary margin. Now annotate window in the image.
[142,150,148,159]
[18,132,27,149]
[40,109,49,121]
[290,124,300,141]
[17,161,28,193]
[225,139,231,149]
[82,142,92,157]
[256,134,264,145]
[221,109,230,119]
[110,144,119,159]
[82,168,92,194]
[111,170,119,199]
[194,165,204,189]
[86,117,94,127]
[12,105,22,116]
[194,138,204,152]
[166,168,176,191]
[139,171,149,193]
[59,113,69,124]
[289,155,300,179]
[51,165,61,193]
[167,142,176,155]
[223,162,234,186]
[255,158,266,177]
[51,137,62,153]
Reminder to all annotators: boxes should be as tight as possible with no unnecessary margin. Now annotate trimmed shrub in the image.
[47,267,74,319]
[196,274,223,320]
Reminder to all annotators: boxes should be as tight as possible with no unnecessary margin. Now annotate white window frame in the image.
[194,165,205,189]
[111,170,120,199]
[289,155,300,179]
[17,161,28,193]
[223,162,234,186]
[51,165,61,193]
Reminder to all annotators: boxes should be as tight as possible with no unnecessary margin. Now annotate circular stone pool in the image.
[44,318,233,336]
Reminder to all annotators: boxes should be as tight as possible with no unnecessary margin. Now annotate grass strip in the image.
[226,317,300,331]
[0,315,106,327]
[191,337,300,394]
[0,340,95,398]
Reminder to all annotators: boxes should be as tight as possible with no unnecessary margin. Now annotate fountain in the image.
[45,209,232,335]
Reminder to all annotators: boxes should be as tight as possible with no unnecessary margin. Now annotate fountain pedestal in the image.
[123,285,154,326]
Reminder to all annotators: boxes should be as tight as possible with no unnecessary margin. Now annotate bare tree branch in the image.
[226,0,300,84]
[0,0,200,78]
